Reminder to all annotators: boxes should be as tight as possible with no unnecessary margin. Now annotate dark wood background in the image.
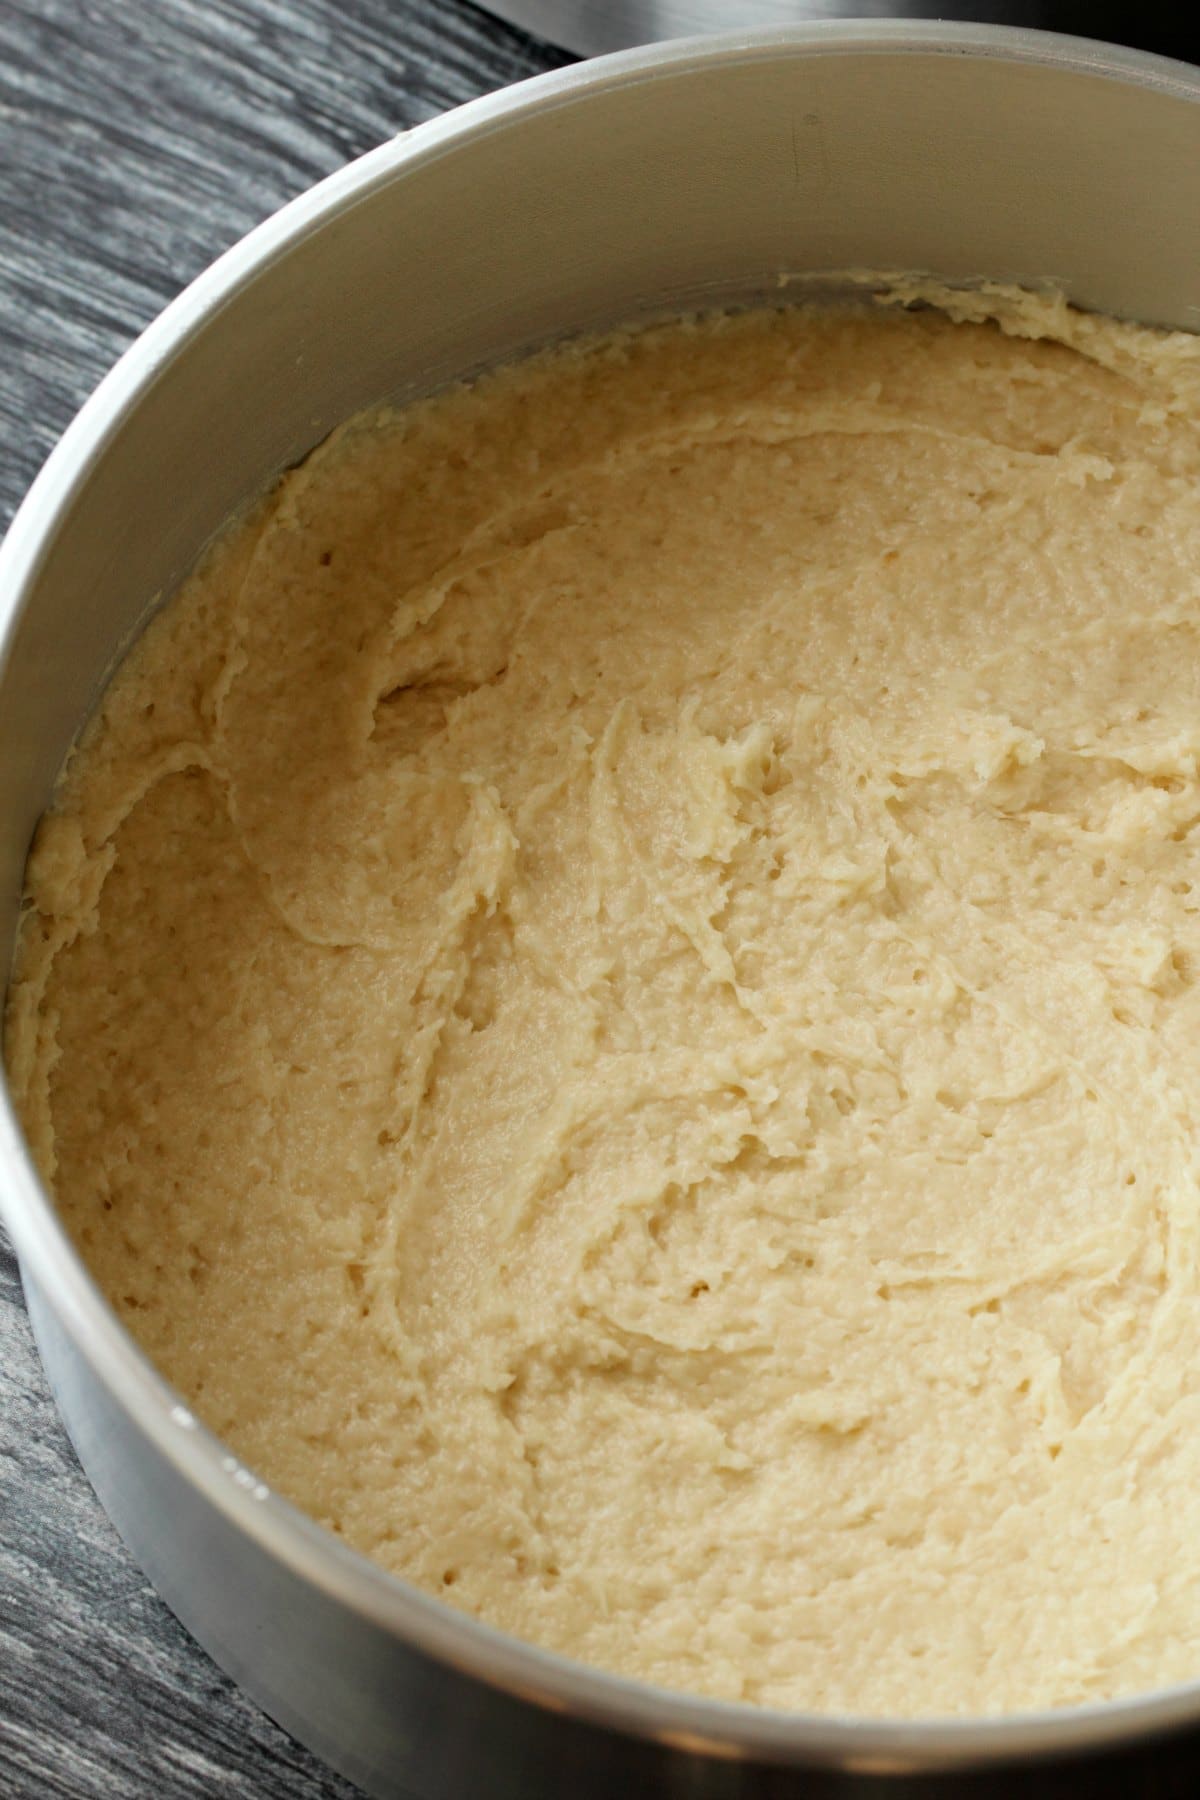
[3,3,1200,1796]
[0,7,565,1795]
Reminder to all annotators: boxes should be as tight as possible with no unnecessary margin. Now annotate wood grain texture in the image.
[6,3,1200,1797]
[0,5,564,1795]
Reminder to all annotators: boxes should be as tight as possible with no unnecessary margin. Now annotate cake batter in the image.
[10,283,1200,1715]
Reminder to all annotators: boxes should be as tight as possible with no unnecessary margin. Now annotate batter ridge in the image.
[10,284,1200,1715]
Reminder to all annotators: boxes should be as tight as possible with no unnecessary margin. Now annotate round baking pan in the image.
[2,23,1200,1799]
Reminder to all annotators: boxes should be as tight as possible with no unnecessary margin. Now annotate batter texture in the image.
[11,286,1200,1716]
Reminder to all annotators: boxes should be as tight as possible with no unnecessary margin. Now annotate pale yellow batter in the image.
[10,284,1200,1717]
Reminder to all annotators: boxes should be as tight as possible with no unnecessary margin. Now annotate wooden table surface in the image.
[3,3,1200,1796]
[0,8,566,1795]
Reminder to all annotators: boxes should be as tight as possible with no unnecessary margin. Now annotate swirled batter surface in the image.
[11,287,1200,1715]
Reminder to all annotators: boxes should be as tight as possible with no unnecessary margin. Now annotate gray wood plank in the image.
[0,5,563,1794]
